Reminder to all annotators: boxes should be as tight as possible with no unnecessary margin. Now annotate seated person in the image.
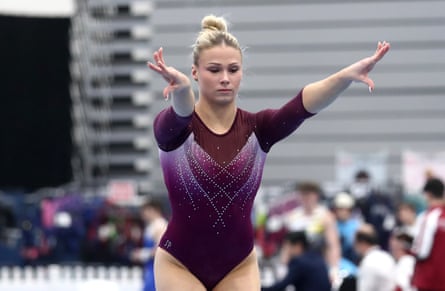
[261,231,331,291]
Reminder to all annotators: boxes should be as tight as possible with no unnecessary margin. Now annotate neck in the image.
[364,244,378,255]
[195,99,237,134]
[393,250,405,261]
[303,203,318,214]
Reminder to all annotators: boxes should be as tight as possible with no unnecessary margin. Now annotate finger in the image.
[163,87,170,100]
[153,47,164,64]
[153,50,160,64]
[163,81,181,100]
[147,62,162,73]
[156,61,171,78]
[148,62,170,80]
[151,52,171,76]
[374,46,389,62]
[163,84,176,100]
[159,47,166,64]
[374,41,390,62]
[148,62,173,85]
[362,77,375,93]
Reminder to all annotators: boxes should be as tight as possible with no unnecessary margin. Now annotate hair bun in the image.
[201,15,227,33]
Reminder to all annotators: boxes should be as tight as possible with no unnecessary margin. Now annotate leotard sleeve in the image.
[153,107,193,151]
[255,88,315,152]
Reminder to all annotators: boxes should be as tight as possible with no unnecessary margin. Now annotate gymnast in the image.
[148,14,390,291]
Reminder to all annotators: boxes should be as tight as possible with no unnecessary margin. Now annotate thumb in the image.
[162,82,179,100]
[163,86,172,100]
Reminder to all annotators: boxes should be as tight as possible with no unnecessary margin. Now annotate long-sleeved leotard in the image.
[154,89,314,290]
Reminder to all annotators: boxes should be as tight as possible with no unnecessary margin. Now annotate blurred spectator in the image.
[130,199,167,291]
[283,181,341,280]
[338,276,357,291]
[351,170,395,250]
[261,231,331,291]
[82,201,141,265]
[0,199,16,239]
[389,229,415,291]
[349,170,373,202]
[396,197,422,237]
[411,178,445,291]
[354,223,396,291]
[332,191,362,263]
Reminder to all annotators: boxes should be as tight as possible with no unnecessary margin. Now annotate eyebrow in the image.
[206,62,240,66]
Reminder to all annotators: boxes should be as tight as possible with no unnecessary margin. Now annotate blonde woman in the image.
[148,14,390,291]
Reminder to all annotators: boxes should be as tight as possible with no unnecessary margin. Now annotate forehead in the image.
[299,190,318,195]
[398,203,415,211]
[198,45,242,64]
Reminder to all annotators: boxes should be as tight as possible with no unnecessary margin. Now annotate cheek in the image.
[198,76,214,89]
[233,74,242,86]
[389,239,399,252]
[398,210,408,220]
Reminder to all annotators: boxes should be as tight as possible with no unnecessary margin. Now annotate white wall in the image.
[0,0,75,17]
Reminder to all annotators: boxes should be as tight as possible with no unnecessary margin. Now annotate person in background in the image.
[351,170,395,250]
[388,229,415,291]
[130,199,167,291]
[349,170,373,205]
[332,191,362,264]
[261,231,331,291]
[396,197,422,237]
[354,223,396,291]
[283,181,342,282]
[411,178,445,291]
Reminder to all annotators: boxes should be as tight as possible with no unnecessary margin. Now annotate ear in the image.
[191,65,198,81]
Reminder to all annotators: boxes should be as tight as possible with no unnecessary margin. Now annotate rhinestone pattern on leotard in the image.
[160,132,266,234]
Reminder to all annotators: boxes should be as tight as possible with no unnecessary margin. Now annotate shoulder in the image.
[318,206,335,223]
[364,249,395,269]
[237,108,256,122]
[288,256,305,268]
[398,255,415,267]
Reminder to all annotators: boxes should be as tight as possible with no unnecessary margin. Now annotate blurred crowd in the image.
[1,171,445,291]
[257,171,444,291]
[0,191,150,267]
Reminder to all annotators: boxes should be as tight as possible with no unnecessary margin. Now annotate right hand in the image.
[147,47,191,99]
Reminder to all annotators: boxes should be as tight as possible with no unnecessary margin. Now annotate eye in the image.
[207,67,220,73]
[229,66,240,73]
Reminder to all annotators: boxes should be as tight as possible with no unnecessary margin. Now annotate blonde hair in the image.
[192,14,242,65]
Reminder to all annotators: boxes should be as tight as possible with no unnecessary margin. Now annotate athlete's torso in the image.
[153,91,313,289]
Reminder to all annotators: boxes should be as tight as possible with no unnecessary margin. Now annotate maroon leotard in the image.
[154,89,314,290]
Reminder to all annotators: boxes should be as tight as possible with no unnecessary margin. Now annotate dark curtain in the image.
[0,15,72,191]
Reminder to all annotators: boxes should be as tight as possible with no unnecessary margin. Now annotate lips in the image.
[217,89,232,93]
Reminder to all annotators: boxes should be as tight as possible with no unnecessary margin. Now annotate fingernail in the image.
[369,86,372,93]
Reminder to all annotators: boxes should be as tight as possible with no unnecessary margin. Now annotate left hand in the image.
[345,41,391,92]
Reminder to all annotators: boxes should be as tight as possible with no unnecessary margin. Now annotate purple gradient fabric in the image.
[153,90,314,289]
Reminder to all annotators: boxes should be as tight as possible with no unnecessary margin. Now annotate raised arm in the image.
[302,41,390,113]
[147,47,195,117]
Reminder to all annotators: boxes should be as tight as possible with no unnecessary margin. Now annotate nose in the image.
[220,70,230,85]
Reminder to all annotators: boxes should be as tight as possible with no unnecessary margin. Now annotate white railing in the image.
[0,265,142,291]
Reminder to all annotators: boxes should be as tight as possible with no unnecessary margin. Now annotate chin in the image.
[213,95,235,105]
